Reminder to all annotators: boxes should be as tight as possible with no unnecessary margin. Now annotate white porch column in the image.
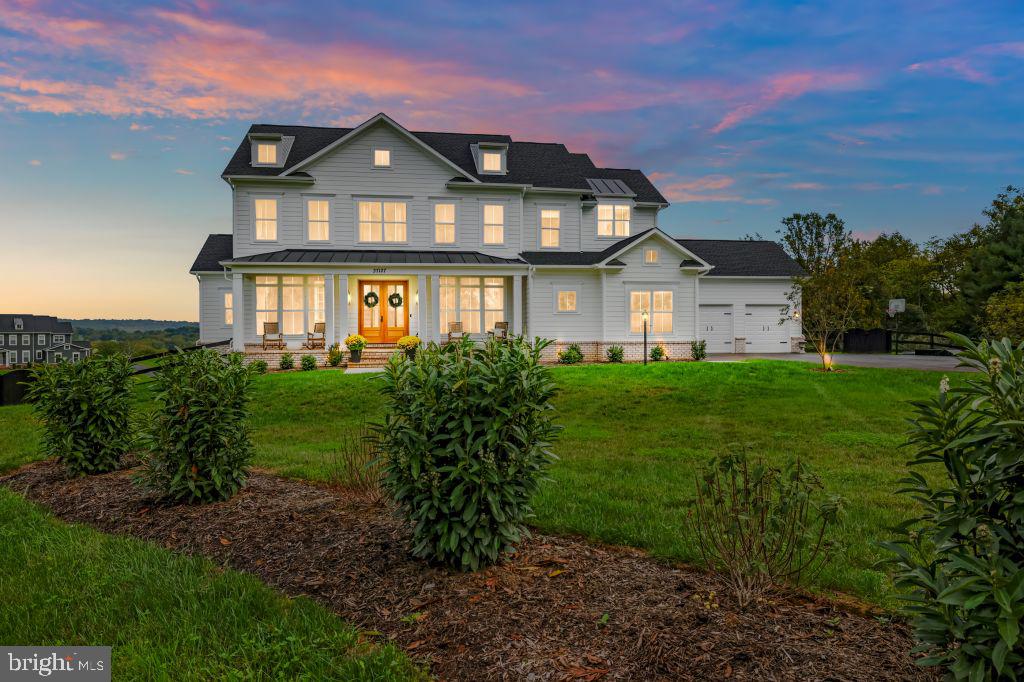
[430,275,441,343]
[417,274,427,338]
[324,273,336,348]
[512,274,523,336]
[231,273,245,352]
[338,275,349,341]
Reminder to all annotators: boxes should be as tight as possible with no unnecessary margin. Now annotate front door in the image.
[358,280,409,343]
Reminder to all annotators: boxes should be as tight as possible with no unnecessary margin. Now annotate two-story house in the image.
[0,315,91,366]
[190,113,803,360]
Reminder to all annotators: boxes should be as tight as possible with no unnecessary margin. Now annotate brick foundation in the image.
[790,336,806,353]
[541,341,696,364]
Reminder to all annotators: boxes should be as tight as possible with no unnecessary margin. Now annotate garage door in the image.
[699,305,734,353]
[744,305,790,353]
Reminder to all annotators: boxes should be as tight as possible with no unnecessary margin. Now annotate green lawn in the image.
[0,489,421,680]
[0,360,951,604]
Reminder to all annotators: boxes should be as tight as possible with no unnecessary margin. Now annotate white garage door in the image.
[699,305,734,353]
[744,305,790,353]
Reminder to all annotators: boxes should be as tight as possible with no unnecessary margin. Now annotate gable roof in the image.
[222,114,667,204]
[190,234,233,272]
[676,239,806,277]
[0,315,73,334]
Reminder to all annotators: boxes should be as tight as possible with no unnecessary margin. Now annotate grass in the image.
[0,359,953,604]
[0,489,422,680]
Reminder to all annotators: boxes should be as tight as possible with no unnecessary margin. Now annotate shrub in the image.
[345,334,367,352]
[278,353,294,371]
[691,340,707,361]
[300,354,317,371]
[324,424,383,502]
[557,343,584,365]
[249,359,268,375]
[327,344,343,367]
[606,345,624,363]
[650,344,666,361]
[26,354,134,476]
[137,350,254,503]
[374,337,561,571]
[883,336,1024,679]
[688,450,841,606]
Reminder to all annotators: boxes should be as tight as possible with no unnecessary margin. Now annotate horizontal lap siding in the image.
[199,275,232,343]
[527,271,602,341]
[698,278,802,340]
[523,196,582,251]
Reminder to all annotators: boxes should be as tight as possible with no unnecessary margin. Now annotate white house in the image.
[190,113,803,360]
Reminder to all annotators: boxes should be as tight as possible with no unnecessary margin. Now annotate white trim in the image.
[302,194,334,244]
[552,284,581,315]
[536,204,564,250]
[430,198,459,247]
[250,194,283,244]
[595,199,634,240]
[354,197,410,245]
[481,200,508,247]
[598,229,713,269]
[371,147,392,169]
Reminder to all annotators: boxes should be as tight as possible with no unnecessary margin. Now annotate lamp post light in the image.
[642,309,649,366]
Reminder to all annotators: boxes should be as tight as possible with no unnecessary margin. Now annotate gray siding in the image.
[527,271,603,341]
[198,274,234,343]
[699,278,801,338]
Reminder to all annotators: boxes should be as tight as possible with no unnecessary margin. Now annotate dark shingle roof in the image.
[676,239,805,277]
[225,249,526,266]
[222,120,667,204]
[190,234,233,272]
[0,315,73,334]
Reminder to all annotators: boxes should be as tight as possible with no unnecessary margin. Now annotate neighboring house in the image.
[191,112,804,359]
[0,315,91,366]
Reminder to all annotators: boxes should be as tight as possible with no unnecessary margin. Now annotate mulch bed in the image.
[2,461,931,681]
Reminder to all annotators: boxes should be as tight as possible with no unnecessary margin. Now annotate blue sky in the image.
[1,0,1022,319]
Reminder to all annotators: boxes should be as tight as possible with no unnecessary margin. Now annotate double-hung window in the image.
[281,276,305,335]
[307,278,325,332]
[254,198,278,241]
[630,290,673,334]
[434,203,455,244]
[540,209,560,248]
[7,335,15,345]
[255,276,279,334]
[21,335,29,346]
[598,204,630,237]
[306,198,330,241]
[224,292,234,326]
[358,200,407,242]
[439,277,506,334]
[54,335,64,344]
[37,334,45,345]
[483,204,504,245]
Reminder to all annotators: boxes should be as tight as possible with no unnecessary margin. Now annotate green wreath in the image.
[388,292,404,308]
[363,291,380,308]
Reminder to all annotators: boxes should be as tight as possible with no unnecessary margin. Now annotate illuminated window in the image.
[483,204,504,244]
[281,276,304,335]
[630,290,672,333]
[224,292,233,326]
[597,204,630,237]
[440,277,505,334]
[307,278,325,332]
[482,151,502,172]
[307,199,330,241]
[644,248,658,264]
[557,290,577,312]
[435,203,455,244]
[540,209,560,248]
[255,276,278,334]
[257,143,277,164]
[373,149,391,167]
[358,200,406,242]
[254,198,278,241]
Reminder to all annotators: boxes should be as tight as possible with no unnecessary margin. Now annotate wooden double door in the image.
[358,280,409,344]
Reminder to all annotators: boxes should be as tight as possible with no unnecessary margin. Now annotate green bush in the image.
[278,353,294,371]
[374,337,561,571]
[557,343,584,365]
[691,340,707,361]
[249,359,268,375]
[26,354,134,476]
[137,350,254,503]
[300,355,317,371]
[650,344,666,361]
[606,345,624,363]
[327,344,344,367]
[884,336,1024,679]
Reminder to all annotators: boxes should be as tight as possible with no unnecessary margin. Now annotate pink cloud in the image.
[174,169,194,175]
[109,151,127,161]
[907,57,994,85]
[658,174,776,205]
[785,182,824,190]
[906,42,1024,84]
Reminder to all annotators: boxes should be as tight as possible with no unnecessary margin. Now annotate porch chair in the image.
[488,321,509,341]
[447,321,466,344]
[304,322,326,349]
[262,321,285,350]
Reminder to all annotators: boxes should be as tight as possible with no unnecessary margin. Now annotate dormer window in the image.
[482,152,502,172]
[257,143,277,164]
[13,318,23,331]
[248,132,289,168]
[473,143,508,175]
[373,149,391,168]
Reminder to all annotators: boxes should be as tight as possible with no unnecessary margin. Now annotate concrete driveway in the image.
[708,352,972,372]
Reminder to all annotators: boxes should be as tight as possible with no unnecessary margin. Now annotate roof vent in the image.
[586,178,635,197]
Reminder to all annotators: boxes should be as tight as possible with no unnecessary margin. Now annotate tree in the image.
[983,281,1024,342]
[779,212,852,277]
[959,187,1024,333]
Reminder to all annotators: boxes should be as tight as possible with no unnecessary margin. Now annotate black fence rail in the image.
[131,339,232,375]
[892,331,961,355]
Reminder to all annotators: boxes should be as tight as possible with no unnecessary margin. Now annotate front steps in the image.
[243,343,402,369]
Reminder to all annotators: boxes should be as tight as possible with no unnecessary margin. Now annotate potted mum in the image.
[396,335,421,360]
[345,334,367,363]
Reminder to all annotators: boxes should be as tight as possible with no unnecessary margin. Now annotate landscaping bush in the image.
[327,344,344,367]
[557,343,584,365]
[884,336,1024,680]
[137,350,254,503]
[278,353,294,371]
[325,424,383,502]
[26,354,134,476]
[688,449,841,606]
[374,336,561,571]
[249,359,268,375]
[650,344,666,361]
[691,340,707,361]
[300,354,317,371]
[606,345,624,363]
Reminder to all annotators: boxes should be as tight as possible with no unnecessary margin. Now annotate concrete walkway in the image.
[708,352,972,372]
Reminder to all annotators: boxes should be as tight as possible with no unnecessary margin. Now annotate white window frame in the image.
[432,201,457,246]
[303,195,332,243]
[255,275,279,336]
[628,287,674,335]
[254,275,328,336]
[597,202,631,239]
[37,334,45,344]
[54,352,62,362]
[35,350,43,361]
[644,247,659,265]
[356,198,409,244]
[439,276,506,335]
[72,352,80,362]
[280,276,305,336]
[53,334,64,344]
[255,142,278,165]
[482,202,506,246]
[372,148,392,169]
[224,291,234,326]
[251,195,280,243]
[554,287,580,314]
[21,350,30,363]
[21,335,29,346]
[7,334,15,345]
[539,207,561,249]
[307,278,326,333]
[481,151,503,173]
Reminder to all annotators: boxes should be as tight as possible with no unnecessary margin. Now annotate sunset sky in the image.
[1,0,1022,320]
